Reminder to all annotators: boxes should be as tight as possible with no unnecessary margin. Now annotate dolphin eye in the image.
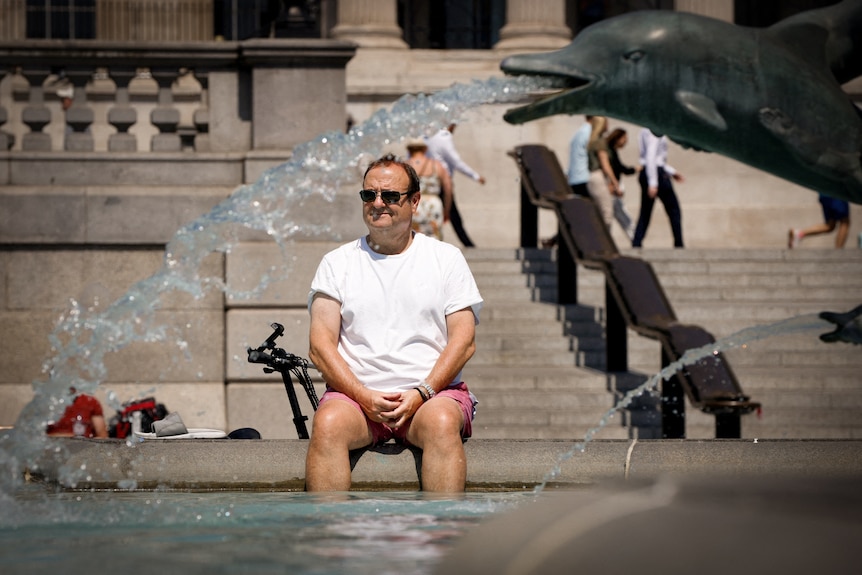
[624,50,644,62]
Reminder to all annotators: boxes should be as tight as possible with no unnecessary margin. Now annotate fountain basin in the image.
[31,438,862,491]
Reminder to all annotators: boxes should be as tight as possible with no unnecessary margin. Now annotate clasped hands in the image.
[364,388,424,429]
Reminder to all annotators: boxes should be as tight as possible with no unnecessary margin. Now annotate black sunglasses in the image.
[359,189,410,204]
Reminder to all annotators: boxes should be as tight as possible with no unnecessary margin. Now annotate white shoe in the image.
[788,229,802,249]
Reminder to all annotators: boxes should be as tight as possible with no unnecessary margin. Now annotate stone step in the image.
[477,285,558,302]
[475,273,558,288]
[656,273,862,289]
[730,366,862,389]
[477,390,618,410]
[631,247,862,262]
[476,334,606,353]
[484,284,861,307]
[479,302,602,322]
[469,349,579,367]
[463,365,608,390]
[471,425,631,440]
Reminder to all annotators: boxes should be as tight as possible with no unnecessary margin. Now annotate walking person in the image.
[585,116,622,231]
[632,128,685,248]
[788,193,851,248]
[606,127,638,240]
[425,124,486,248]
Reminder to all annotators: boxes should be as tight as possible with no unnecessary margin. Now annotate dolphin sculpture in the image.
[500,0,862,205]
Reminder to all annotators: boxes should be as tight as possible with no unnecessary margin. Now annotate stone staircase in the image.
[463,248,862,441]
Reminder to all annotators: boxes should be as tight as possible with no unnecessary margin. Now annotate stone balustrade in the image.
[0,39,355,162]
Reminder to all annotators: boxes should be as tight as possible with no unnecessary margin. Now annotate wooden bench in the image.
[509,144,759,438]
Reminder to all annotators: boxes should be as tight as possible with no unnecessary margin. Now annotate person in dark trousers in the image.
[425,124,486,247]
[632,128,685,248]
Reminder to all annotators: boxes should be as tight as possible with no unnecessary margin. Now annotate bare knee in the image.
[309,400,370,451]
[409,400,464,448]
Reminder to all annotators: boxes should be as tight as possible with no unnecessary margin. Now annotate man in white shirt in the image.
[632,128,685,247]
[426,124,486,247]
[305,155,483,492]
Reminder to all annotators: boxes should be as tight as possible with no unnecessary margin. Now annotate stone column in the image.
[494,0,571,50]
[675,0,733,23]
[331,0,407,49]
[0,0,25,41]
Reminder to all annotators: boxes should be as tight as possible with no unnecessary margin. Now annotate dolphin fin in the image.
[765,22,831,74]
[675,91,727,131]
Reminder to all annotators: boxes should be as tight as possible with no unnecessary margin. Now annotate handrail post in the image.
[661,347,686,438]
[519,181,538,248]
[557,224,578,304]
[605,283,627,372]
[715,412,742,439]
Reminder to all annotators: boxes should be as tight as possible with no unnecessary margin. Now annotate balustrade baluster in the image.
[63,68,95,151]
[20,67,52,151]
[107,68,139,152]
[149,67,181,152]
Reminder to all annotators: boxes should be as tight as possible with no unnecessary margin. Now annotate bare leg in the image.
[835,218,850,248]
[407,398,466,492]
[305,399,372,491]
[790,221,836,247]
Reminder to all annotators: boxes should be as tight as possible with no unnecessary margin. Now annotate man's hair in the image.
[363,153,420,195]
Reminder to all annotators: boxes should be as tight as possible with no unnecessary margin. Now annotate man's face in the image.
[361,164,418,233]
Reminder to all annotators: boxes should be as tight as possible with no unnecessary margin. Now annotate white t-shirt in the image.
[308,233,483,392]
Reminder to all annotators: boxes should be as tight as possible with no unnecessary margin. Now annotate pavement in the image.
[32,437,862,491]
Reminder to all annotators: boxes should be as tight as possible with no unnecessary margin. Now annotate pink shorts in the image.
[318,382,476,446]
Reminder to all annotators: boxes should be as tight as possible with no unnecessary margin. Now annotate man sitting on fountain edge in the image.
[304,154,483,492]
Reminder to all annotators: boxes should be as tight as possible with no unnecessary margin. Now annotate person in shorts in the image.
[788,193,851,248]
[305,154,483,492]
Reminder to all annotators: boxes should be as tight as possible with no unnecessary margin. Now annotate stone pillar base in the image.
[494,23,571,50]
[331,24,407,49]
